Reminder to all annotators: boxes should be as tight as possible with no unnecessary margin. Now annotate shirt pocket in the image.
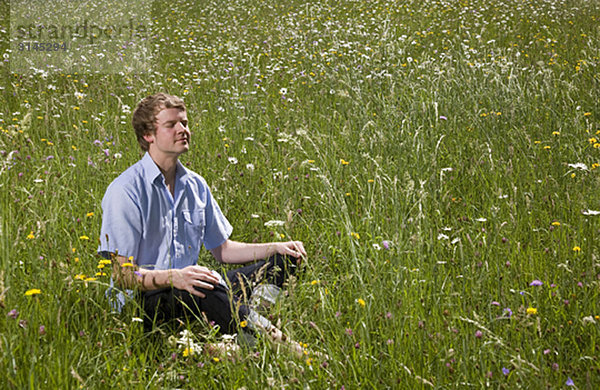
[182,210,205,244]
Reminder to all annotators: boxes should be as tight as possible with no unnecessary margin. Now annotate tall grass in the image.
[1,0,599,387]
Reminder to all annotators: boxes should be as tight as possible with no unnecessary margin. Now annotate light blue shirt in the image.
[98,152,233,270]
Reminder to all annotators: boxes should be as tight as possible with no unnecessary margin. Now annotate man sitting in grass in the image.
[98,92,308,357]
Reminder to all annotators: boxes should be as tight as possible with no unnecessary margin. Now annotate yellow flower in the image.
[340,159,350,165]
[128,256,134,261]
[583,112,591,116]
[588,138,597,144]
[526,307,538,315]
[213,357,220,363]
[84,277,97,282]
[25,288,41,296]
[552,131,560,136]
[350,232,360,240]
[240,320,248,328]
[551,221,560,226]
[26,231,35,240]
[79,235,89,240]
[573,246,581,252]
[368,179,374,183]
[183,347,193,357]
[74,274,86,280]
[311,280,319,285]
[357,298,366,307]
[543,146,551,150]
[86,212,94,217]
[121,262,134,267]
[97,264,105,269]
[306,358,312,366]
[99,259,111,265]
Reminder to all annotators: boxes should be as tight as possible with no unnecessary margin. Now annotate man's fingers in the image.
[189,287,206,298]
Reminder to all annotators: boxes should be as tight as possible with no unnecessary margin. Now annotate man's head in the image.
[132,93,187,151]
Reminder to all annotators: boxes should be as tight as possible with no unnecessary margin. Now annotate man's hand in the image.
[170,265,220,298]
[275,241,307,261]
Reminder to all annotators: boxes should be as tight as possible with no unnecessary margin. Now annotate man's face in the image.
[144,107,190,158]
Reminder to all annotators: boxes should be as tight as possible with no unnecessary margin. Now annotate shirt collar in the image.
[141,152,190,186]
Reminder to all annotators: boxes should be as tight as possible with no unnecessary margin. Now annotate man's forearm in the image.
[112,256,176,291]
[213,240,277,264]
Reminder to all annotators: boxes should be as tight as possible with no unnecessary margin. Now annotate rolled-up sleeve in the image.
[98,183,142,260]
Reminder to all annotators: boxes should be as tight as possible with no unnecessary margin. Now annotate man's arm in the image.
[111,255,220,298]
[209,239,306,264]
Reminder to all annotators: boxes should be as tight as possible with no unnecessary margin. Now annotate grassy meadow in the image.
[1,0,599,387]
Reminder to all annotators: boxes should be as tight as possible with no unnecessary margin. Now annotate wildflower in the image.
[26,231,35,239]
[552,131,560,135]
[356,298,366,307]
[382,240,390,250]
[345,328,353,336]
[240,320,248,328]
[264,220,285,227]
[25,288,41,296]
[121,262,134,267]
[582,209,600,216]
[7,309,19,319]
[372,243,381,250]
[491,301,500,306]
[98,259,111,265]
[475,330,483,339]
[340,159,350,165]
[79,235,89,240]
[39,325,46,335]
[350,232,360,240]
[311,280,318,285]
[74,274,86,280]
[573,246,581,252]
[551,221,560,226]
[86,212,94,217]
[526,307,538,315]
[502,367,510,376]
[213,357,220,363]
[566,377,575,386]
[503,308,513,318]
[529,280,543,286]
[183,347,193,357]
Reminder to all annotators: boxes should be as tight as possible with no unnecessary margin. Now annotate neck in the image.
[148,151,178,190]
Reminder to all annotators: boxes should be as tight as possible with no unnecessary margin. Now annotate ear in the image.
[143,132,155,145]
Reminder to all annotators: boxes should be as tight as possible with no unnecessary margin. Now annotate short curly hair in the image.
[132,93,186,151]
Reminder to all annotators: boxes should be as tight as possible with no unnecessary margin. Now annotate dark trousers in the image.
[141,254,298,333]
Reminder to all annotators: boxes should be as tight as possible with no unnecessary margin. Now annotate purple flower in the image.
[39,325,46,335]
[439,115,447,120]
[45,155,54,161]
[382,240,390,250]
[529,280,543,286]
[491,301,500,306]
[566,377,574,386]
[7,309,19,319]
[386,311,393,319]
[475,330,483,339]
[543,349,551,355]
[503,308,513,318]
[502,367,510,376]
[345,328,353,336]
